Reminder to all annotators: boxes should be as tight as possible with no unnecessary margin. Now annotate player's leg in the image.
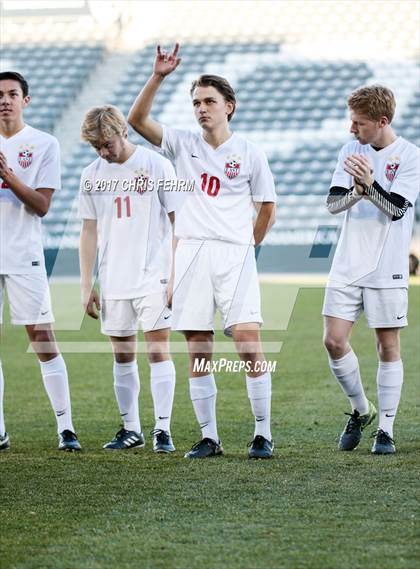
[372,328,402,453]
[0,277,9,450]
[144,327,176,453]
[323,315,371,412]
[231,322,273,459]
[0,356,6,444]
[0,275,71,451]
[184,330,222,458]
[101,299,143,450]
[0,358,8,450]
[217,243,272,458]
[323,287,371,412]
[25,322,79,441]
[8,270,81,451]
[5,272,79,449]
[105,334,144,450]
[136,291,176,452]
[322,286,376,450]
[171,241,221,458]
[365,287,408,454]
[0,355,9,450]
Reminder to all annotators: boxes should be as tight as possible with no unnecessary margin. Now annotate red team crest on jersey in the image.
[385,156,400,182]
[133,168,150,194]
[18,145,34,169]
[224,155,241,179]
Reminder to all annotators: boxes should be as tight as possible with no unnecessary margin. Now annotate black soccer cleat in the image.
[103,427,145,450]
[151,429,176,453]
[0,432,10,451]
[58,430,82,452]
[338,401,377,451]
[248,435,274,459]
[371,429,396,455]
[184,437,223,459]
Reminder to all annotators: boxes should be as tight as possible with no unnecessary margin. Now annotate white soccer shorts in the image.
[322,285,408,328]
[0,272,54,325]
[100,291,171,337]
[172,239,263,334]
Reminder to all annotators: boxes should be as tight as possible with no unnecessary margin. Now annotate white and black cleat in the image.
[58,430,82,452]
[371,429,396,455]
[0,432,10,451]
[151,429,176,453]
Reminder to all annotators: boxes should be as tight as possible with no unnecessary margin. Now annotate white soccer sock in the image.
[377,360,403,439]
[39,354,74,434]
[113,360,141,433]
[329,350,369,414]
[246,372,272,440]
[150,360,176,432]
[0,359,5,437]
[189,374,218,442]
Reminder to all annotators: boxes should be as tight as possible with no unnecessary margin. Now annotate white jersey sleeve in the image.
[78,167,97,220]
[388,143,420,204]
[161,126,190,162]
[331,145,353,189]
[157,158,177,214]
[34,136,61,190]
[250,145,276,202]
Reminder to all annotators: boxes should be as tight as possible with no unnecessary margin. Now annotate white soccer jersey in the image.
[78,145,176,300]
[160,127,276,245]
[0,124,61,274]
[328,137,419,289]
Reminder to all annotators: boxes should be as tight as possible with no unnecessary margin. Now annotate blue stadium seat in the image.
[3,43,104,134]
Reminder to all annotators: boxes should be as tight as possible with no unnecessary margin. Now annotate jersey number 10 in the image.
[115,196,131,218]
[201,173,220,197]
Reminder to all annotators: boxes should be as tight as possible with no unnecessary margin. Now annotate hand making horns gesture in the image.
[153,43,181,78]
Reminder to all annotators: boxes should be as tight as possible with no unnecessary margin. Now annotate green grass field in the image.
[1,281,419,569]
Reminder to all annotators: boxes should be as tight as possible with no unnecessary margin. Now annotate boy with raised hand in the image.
[128,44,277,459]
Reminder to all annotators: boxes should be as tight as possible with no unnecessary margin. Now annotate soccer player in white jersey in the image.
[128,44,276,459]
[79,105,177,452]
[0,71,81,451]
[323,85,419,454]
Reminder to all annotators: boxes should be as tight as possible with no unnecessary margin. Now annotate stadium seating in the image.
[232,62,372,131]
[3,37,417,260]
[2,44,104,132]
[394,90,420,148]
[40,41,419,255]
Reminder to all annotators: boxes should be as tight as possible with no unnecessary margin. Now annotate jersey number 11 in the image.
[115,196,131,218]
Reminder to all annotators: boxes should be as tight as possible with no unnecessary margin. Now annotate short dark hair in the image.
[0,71,29,97]
[190,74,236,121]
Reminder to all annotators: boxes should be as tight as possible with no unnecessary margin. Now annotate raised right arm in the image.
[128,44,181,147]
